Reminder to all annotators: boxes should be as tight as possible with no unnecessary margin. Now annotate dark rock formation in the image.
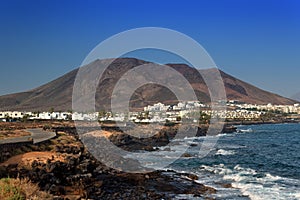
[0,126,217,199]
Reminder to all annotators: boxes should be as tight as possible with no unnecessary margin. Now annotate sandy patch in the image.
[0,152,65,167]
[83,130,116,138]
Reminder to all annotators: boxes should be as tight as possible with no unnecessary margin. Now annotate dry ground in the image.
[0,129,31,140]
[0,152,66,168]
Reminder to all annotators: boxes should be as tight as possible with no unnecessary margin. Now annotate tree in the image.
[4,114,10,122]
[21,114,30,122]
[137,112,143,120]
[66,114,72,121]
[199,112,210,124]
[260,111,276,122]
[144,111,150,119]
[49,107,54,113]
[98,110,106,117]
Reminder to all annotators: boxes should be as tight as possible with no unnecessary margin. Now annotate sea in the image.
[129,123,300,199]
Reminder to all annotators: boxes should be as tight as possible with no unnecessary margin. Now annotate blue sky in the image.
[0,0,300,98]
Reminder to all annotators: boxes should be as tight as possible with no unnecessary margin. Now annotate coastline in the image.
[1,120,299,199]
[0,122,218,199]
[226,118,300,126]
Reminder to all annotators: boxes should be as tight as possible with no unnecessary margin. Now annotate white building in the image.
[144,103,169,112]
[0,111,25,119]
[72,112,98,121]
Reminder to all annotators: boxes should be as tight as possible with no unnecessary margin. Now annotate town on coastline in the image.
[1,100,300,124]
[1,100,300,199]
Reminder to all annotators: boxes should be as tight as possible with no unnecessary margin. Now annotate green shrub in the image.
[0,177,52,200]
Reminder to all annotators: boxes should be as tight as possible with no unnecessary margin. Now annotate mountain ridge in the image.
[0,58,297,111]
[291,92,300,102]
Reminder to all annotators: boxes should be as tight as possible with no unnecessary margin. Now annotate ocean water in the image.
[127,123,300,199]
[168,123,300,200]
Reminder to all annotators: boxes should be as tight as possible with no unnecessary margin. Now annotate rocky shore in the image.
[0,123,221,200]
[1,118,299,199]
[226,118,300,126]
[107,124,236,152]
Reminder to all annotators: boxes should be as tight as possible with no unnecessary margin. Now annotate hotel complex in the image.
[1,101,300,123]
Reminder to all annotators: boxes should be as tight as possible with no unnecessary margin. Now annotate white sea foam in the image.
[295,192,300,199]
[183,136,200,140]
[217,133,228,137]
[237,128,253,133]
[218,144,247,149]
[173,194,203,199]
[215,149,236,156]
[199,164,300,200]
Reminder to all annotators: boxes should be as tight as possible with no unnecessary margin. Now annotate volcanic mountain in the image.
[291,92,300,102]
[0,58,297,111]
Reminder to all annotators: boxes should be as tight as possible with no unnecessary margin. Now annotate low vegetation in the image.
[0,177,52,200]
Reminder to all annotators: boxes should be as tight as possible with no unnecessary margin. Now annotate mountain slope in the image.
[291,92,300,102]
[214,69,295,105]
[0,58,297,111]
